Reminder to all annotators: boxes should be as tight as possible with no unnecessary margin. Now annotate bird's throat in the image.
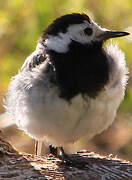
[47,41,109,101]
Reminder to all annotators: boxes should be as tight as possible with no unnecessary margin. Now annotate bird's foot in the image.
[49,145,67,159]
[49,145,58,157]
[49,145,75,166]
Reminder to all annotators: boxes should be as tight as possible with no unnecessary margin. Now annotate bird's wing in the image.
[21,44,48,72]
[1,44,55,129]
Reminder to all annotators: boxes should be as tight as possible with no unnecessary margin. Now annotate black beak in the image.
[99,30,130,40]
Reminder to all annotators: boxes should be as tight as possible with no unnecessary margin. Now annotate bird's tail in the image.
[0,112,14,128]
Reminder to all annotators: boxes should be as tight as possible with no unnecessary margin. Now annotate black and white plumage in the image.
[5,13,129,154]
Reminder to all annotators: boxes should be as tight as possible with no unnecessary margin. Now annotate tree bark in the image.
[0,136,132,180]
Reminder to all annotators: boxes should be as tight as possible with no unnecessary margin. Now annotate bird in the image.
[4,13,129,158]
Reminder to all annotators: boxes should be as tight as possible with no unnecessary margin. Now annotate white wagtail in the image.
[4,13,129,157]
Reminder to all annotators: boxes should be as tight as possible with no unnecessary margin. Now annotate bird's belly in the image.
[15,85,123,147]
[6,70,124,147]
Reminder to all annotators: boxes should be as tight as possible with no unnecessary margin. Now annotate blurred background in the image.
[0,0,132,161]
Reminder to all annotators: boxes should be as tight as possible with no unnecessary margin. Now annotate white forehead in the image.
[44,20,105,53]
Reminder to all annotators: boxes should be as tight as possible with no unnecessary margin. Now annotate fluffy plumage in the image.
[5,13,129,152]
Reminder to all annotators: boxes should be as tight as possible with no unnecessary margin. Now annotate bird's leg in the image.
[35,140,38,155]
[35,140,43,155]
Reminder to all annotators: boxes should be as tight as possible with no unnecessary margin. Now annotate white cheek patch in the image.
[45,34,71,53]
[67,23,94,44]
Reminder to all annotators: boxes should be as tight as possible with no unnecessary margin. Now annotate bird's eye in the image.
[84,27,93,36]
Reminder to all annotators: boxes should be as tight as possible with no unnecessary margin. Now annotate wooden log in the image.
[0,136,132,180]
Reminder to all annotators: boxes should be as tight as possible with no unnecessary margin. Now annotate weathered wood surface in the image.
[0,136,132,180]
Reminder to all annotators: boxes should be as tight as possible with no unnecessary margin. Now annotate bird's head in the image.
[39,13,129,53]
